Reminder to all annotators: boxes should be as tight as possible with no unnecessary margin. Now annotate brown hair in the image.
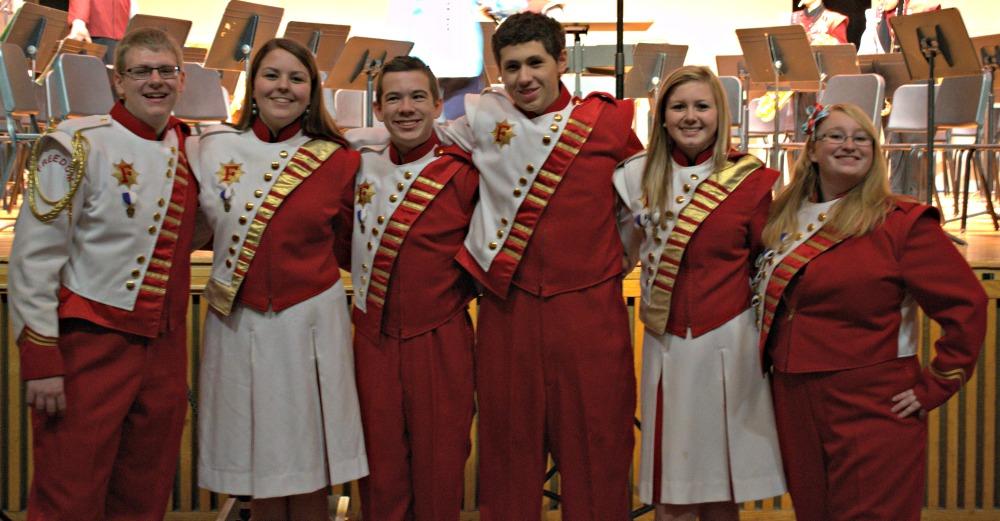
[376,56,441,103]
[233,38,345,144]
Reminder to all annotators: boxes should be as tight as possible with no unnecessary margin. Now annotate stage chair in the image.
[45,52,114,121]
[333,89,384,129]
[0,42,43,208]
[884,82,940,203]
[818,73,885,132]
[173,62,229,130]
[719,75,745,148]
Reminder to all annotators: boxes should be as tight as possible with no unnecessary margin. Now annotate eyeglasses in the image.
[815,131,874,147]
[122,65,181,80]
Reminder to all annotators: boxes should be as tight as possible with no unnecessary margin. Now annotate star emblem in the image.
[216,161,244,185]
[356,180,375,205]
[491,119,516,147]
[112,160,139,187]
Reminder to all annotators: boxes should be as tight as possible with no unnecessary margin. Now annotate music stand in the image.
[36,37,107,82]
[283,21,349,72]
[1,3,66,77]
[323,36,412,127]
[737,24,820,171]
[891,8,980,206]
[204,0,283,77]
[858,52,912,102]
[125,14,191,49]
[623,43,686,99]
[183,46,208,64]
[811,43,860,85]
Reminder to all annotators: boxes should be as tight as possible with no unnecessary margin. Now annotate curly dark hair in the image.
[492,12,565,64]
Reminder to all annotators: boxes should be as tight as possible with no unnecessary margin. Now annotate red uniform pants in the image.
[354,311,475,521]
[28,319,188,521]
[771,357,925,521]
[476,279,636,521]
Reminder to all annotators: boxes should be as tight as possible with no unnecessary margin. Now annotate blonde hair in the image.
[762,103,894,248]
[642,65,731,222]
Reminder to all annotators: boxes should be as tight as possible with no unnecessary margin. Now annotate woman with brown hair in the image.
[615,65,785,520]
[192,38,367,520]
[757,102,985,519]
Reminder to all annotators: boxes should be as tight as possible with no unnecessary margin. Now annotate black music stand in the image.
[811,43,860,85]
[1,3,66,77]
[623,43,686,99]
[283,21,349,73]
[323,36,412,127]
[737,24,819,171]
[891,8,980,206]
[125,14,191,49]
[204,0,283,77]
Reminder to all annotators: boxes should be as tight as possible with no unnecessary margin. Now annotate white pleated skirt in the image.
[637,308,786,505]
[198,280,369,498]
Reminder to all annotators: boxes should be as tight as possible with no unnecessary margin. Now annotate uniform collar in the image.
[252,117,302,143]
[390,133,440,165]
[671,145,714,166]
[518,83,571,118]
[110,101,188,141]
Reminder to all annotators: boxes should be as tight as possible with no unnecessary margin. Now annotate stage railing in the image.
[1,260,998,520]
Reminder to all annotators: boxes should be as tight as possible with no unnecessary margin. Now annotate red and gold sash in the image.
[757,227,844,347]
[362,152,469,322]
[643,154,762,336]
[205,139,340,316]
[481,99,605,297]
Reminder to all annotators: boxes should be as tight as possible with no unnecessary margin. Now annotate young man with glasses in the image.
[10,27,194,520]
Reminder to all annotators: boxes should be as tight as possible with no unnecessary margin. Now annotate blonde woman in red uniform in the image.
[615,65,786,520]
[756,102,986,520]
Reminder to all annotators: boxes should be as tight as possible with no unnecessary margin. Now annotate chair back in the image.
[47,53,114,120]
[173,63,228,122]
[935,73,989,133]
[819,73,885,132]
[885,83,932,134]
[0,43,39,118]
[719,75,742,127]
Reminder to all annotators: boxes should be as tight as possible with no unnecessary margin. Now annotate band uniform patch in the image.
[216,160,245,185]
[112,160,139,187]
[491,119,516,147]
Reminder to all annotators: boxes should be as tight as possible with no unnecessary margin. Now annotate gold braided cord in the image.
[27,130,89,223]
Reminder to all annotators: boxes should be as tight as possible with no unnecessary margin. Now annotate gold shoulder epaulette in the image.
[26,130,90,223]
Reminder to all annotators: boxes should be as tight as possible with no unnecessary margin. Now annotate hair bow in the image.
[801,103,830,136]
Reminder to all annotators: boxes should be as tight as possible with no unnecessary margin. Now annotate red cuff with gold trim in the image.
[912,363,965,412]
[17,327,65,381]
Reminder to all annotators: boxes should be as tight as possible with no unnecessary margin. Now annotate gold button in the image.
[389,194,398,203]
[254,189,263,198]
[131,269,140,278]
[778,246,787,254]
[404,171,413,179]
[682,184,691,193]
[367,242,373,250]
[225,259,233,268]
[148,225,157,234]
[513,188,522,197]
[518,177,528,186]
[157,198,165,207]
[675,196,685,204]
[362,263,369,271]
[542,136,551,145]
[377,215,385,224]
[550,124,559,131]
[170,146,176,153]
[153,213,161,221]
[168,158,175,167]
[231,234,240,242]
[818,213,827,221]
[690,174,698,181]
[271,161,280,170]
[361,275,367,283]
[245,202,254,211]
[807,223,815,232]
[165,170,172,178]
[264,173,273,181]
[654,236,662,244]
[397,182,405,191]
[137,256,146,264]
[647,253,655,262]
[664,211,675,220]
[795,233,803,241]
[125,281,135,290]
[279,150,289,158]
[488,241,498,250]
[228,246,237,255]
[497,229,504,238]
[435,148,444,156]
[526,164,535,173]
[239,216,248,225]
[501,217,509,225]
[373,228,379,236]
[554,114,563,122]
